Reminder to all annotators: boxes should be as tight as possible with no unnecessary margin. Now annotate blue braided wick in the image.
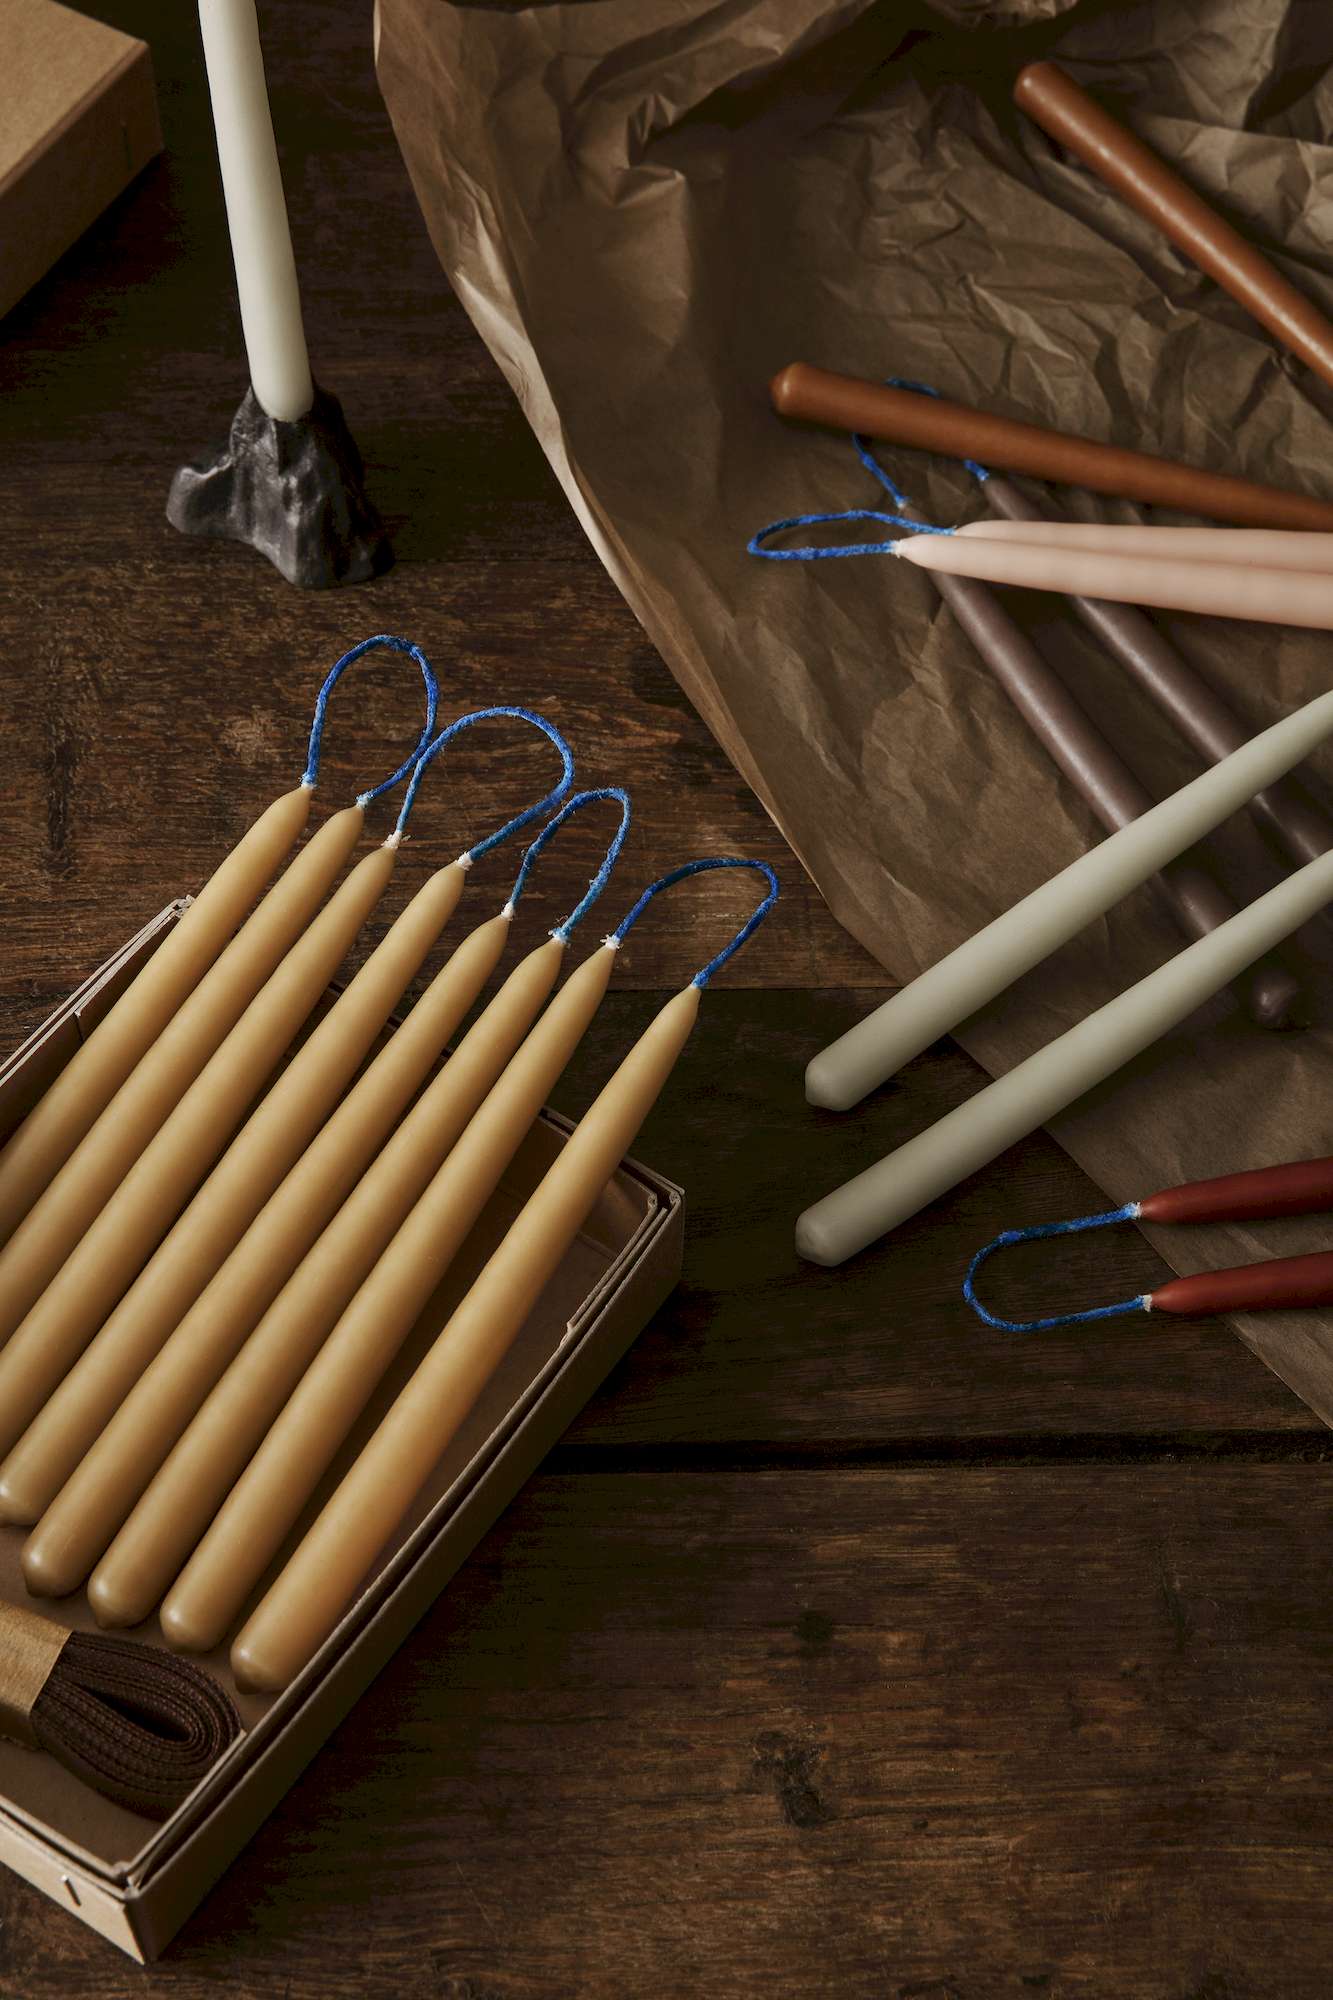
[394,706,575,851]
[302,635,440,803]
[963,1205,1150,1333]
[508,787,632,939]
[610,857,780,989]
[748,375,993,561]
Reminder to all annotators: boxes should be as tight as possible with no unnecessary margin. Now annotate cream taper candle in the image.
[231,983,703,1692]
[89,931,561,1629]
[806,690,1333,1111]
[797,847,1333,1267]
[0,806,365,1346]
[160,942,618,1654]
[894,529,1333,627]
[0,786,310,1245]
[199,0,313,422]
[956,520,1333,571]
[0,837,397,1457]
[3,860,470,1532]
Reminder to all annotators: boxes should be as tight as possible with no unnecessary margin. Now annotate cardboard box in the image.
[1,0,162,321]
[0,906,684,1958]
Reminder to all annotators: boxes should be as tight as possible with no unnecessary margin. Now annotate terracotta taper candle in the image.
[769,363,1333,532]
[1014,61,1333,397]
[227,859,779,1691]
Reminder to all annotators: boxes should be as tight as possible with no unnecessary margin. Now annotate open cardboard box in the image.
[0,906,684,1958]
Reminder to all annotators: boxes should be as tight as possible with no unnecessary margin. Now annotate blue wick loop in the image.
[302,635,441,803]
[963,1205,1150,1333]
[507,787,632,939]
[610,857,780,989]
[394,706,576,849]
[747,375,992,561]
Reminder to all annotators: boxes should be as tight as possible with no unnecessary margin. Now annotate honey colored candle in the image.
[160,943,616,1653]
[0,807,365,1348]
[0,631,437,1252]
[29,910,512,1606]
[3,860,471,1532]
[0,839,399,1460]
[167,855,776,1665]
[234,986,703,1692]
[87,789,630,1626]
[0,786,310,1245]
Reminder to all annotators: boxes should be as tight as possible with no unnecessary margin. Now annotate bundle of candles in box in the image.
[753,59,1333,1275]
[0,634,777,1807]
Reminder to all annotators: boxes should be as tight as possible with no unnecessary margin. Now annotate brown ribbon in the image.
[0,1602,241,1818]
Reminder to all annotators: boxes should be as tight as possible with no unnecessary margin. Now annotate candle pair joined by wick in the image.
[965,1153,1333,1330]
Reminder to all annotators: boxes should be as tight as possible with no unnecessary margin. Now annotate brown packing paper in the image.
[376,0,1333,1423]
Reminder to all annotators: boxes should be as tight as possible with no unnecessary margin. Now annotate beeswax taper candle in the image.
[227,859,779,1691]
[0,632,436,1328]
[28,789,622,1608]
[5,720,581,1537]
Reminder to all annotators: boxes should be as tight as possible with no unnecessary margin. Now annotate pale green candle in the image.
[807,690,1333,1112]
[798,848,1333,1267]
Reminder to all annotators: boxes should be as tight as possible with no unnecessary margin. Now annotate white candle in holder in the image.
[199,0,314,422]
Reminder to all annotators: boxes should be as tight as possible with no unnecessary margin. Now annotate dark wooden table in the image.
[3,6,1332,1994]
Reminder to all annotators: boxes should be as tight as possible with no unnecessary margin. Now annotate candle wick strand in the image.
[506,787,632,937]
[303,634,440,803]
[394,706,576,849]
[609,857,780,987]
[963,1204,1149,1332]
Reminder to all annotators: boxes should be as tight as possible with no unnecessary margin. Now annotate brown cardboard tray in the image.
[0,904,684,1958]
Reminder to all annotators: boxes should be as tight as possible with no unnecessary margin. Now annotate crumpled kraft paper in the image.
[376,0,1333,1425]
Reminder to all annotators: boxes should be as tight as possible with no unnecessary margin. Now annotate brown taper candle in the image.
[980,476,1333,870]
[931,567,1301,1028]
[1014,62,1333,397]
[769,364,1333,532]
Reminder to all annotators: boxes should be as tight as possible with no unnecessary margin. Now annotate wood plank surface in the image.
[0,0,1327,1990]
[6,1468,1333,1999]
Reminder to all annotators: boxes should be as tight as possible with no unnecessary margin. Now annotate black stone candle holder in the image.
[167,384,393,589]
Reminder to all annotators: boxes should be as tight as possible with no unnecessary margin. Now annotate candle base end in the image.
[794,1206,852,1267]
[167,384,393,591]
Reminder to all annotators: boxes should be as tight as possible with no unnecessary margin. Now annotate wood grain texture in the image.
[7,1469,1333,1998]
[0,0,1326,1988]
